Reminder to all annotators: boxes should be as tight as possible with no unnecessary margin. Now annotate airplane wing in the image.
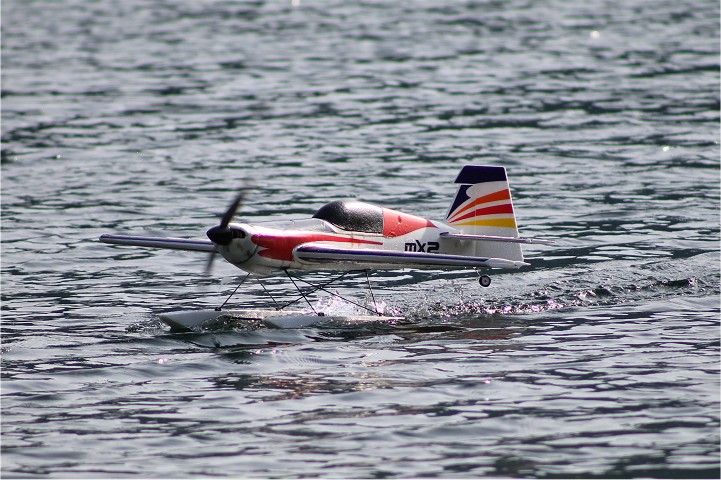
[294,244,528,269]
[99,234,216,252]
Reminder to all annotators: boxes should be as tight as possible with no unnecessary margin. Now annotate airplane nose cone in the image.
[206,226,233,246]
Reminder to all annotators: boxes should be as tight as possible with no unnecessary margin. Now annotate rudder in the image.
[445,165,524,262]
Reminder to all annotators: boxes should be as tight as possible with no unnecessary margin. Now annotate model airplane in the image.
[100,165,552,331]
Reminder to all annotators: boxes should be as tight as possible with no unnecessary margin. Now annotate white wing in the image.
[99,234,216,253]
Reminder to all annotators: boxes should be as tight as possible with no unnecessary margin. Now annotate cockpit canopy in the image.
[312,200,383,234]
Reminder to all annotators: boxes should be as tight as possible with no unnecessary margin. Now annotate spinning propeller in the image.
[205,190,246,274]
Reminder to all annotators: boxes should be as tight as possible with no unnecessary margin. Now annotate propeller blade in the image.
[219,191,246,228]
[205,187,248,273]
[204,250,217,275]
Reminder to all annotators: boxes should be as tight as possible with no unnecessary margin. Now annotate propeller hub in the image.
[206,226,234,246]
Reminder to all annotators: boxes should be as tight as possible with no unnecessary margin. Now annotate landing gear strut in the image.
[215,269,384,316]
[478,275,492,288]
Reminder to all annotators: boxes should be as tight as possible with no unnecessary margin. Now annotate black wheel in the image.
[479,275,491,287]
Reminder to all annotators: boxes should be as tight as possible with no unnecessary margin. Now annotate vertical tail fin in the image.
[446,166,519,236]
[446,165,523,262]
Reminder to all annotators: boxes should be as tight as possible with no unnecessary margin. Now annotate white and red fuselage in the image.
[100,166,551,277]
[217,203,444,274]
[211,197,530,275]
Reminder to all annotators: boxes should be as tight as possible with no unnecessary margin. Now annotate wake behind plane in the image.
[100,165,553,331]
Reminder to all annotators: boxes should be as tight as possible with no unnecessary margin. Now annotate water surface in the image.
[2,0,719,478]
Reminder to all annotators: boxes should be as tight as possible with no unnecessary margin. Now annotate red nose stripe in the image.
[252,233,382,261]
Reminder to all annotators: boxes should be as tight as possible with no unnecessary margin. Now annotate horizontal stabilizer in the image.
[440,232,555,245]
[295,244,528,269]
[99,234,216,253]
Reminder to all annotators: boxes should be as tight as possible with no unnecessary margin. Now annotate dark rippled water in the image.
[2,1,719,478]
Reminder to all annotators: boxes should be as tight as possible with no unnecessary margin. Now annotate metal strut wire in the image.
[281,270,381,315]
[283,269,318,314]
[215,270,383,316]
[215,273,250,311]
